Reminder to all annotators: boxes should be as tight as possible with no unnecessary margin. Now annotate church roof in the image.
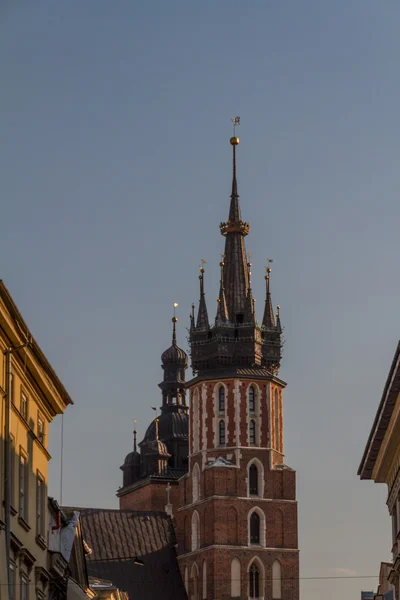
[142,410,188,443]
[64,508,187,600]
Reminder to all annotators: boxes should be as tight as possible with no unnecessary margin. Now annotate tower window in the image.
[249,419,256,445]
[249,464,258,495]
[250,512,260,544]
[218,386,225,412]
[249,386,255,413]
[249,564,260,598]
[219,420,226,445]
[275,389,280,451]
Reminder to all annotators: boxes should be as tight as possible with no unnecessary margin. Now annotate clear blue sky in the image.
[1,1,398,598]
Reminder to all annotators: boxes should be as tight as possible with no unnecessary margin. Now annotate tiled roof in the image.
[188,367,287,386]
[64,508,186,600]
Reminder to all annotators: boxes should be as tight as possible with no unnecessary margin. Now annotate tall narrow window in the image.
[249,386,255,413]
[272,561,282,599]
[19,454,27,521]
[10,435,15,508]
[250,512,260,544]
[249,420,256,445]
[231,558,241,597]
[202,560,207,600]
[191,511,200,551]
[275,389,280,451]
[9,563,15,600]
[37,416,45,445]
[20,392,28,420]
[249,564,260,599]
[21,574,29,600]
[249,464,258,495]
[36,475,44,537]
[10,374,15,405]
[219,420,225,445]
[192,463,200,503]
[218,387,225,412]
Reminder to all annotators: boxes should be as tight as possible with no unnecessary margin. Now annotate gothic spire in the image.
[196,264,209,329]
[216,257,229,324]
[219,135,250,322]
[190,303,196,332]
[243,257,256,324]
[262,267,275,328]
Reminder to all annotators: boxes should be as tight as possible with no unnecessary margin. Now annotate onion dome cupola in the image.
[120,422,141,488]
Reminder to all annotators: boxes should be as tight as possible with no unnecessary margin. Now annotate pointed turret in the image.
[243,258,256,324]
[220,136,250,322]
[196,265,209,330]
[216,258,229,324]
[262,267,275,328]
[276,304,282,333]
[190,303,196,332]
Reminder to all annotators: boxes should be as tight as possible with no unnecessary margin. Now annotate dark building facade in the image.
[118,319,189,512]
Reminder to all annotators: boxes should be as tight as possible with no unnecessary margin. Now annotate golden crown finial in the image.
[230,116,240,145]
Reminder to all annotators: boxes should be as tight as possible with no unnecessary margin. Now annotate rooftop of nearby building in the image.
[64,507,187,600]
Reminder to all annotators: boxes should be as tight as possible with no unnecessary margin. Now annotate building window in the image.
[218,386,225,412]
[249,563,260,599]
[21,574,29,600]
[250,512,260,544]
[191,510,200,551]
[249,419,256,445]
[20,392,28,421]
[275,389,280,451]
[10,373,15,405]
[10,563,16,600]
[192,463,200,504]
[249,385,255,413]
[19,453,27,521]
[36,475,45,537]
[231,558,241,597]
[10,435,16,508]
[219,420,225,445]
[37,416,45,444]
[249,464,258,495]
[272,560,282,599]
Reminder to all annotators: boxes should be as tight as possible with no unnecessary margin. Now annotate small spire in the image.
[216,255,229,323]
[262,261,275,328]
[196,261,209,329]
[190,303,196,331]
[155,418,159,441]
[276,304,282,333]
[243,256,256,324]
[229,119,241,223]
[172,303,178,345]
[133,420,137,452]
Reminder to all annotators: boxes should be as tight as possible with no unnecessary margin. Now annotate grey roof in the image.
[63,508,187,600]
[358,341,400,479]
[188,367,287,386]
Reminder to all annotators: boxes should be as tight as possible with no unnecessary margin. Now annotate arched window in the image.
[191,563,199,600]
[275,389,280,451]
[249,385,255,413]
[231,558,241,597]
[202,560,207,600]
[191,510,200,551]
[218,386,225,412]
[250,512,260,544]
[184,567,189,594]
[249,563,260,599]
[272,560,282,599]
[249,464,258,495]
[249,419,256,445]
[193,389,200,453]
[219,420,225,445]
[192,463,200,503]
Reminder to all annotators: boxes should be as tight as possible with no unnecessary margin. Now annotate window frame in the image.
[249,463,258,495]
[9,562,16,600]
[19,451,28,522]
[21,573,29,600]
[249,419,256,445]
[249,385,256,413]
[37,414,45,445]
[219,420,226,446]
[249,563,260,599]
[250,511,260,545]
[218,386,225,412]
[20,390,28,421]
[36,473,45,538]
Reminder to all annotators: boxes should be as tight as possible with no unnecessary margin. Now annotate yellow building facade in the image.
[0,281,72,600]
[359,342,400,600]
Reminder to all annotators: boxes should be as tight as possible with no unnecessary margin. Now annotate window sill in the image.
[10,505,17,516]
[36,535,47,550]
[18,517,31,532]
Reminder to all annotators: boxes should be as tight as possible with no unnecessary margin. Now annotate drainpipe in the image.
[5,347,12,600]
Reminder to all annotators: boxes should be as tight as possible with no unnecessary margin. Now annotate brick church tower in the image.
[176,132,299,600]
